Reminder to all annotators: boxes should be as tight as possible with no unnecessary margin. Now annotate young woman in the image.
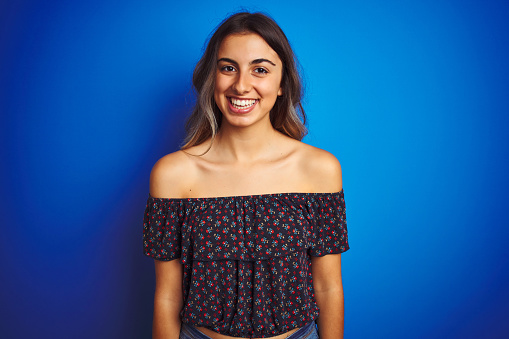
[143,12,349,339]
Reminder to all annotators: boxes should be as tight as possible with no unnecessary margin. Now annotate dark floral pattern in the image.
[143,191,349,338]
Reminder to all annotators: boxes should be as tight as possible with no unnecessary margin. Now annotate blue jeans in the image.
[179,321,319,339]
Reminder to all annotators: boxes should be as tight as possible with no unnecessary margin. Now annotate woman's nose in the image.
[232,71,251,94]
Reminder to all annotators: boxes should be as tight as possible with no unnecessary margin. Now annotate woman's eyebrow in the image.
[217,57,238,65]
[217,57,276,66]
[250,58,276,66]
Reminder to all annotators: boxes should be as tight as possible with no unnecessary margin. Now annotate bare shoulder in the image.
[149,150,197,198]
[295,143,343,192]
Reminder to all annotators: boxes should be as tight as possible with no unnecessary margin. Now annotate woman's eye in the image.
[221,65,235,72]
[254,67,268,74]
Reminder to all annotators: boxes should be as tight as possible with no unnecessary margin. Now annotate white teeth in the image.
[230,98,256,108]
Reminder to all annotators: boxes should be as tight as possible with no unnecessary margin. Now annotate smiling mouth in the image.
[229,97,257,109]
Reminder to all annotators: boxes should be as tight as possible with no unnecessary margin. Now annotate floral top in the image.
[143,191,349,338]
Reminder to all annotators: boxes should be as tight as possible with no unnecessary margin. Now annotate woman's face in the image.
[214,33,283,129]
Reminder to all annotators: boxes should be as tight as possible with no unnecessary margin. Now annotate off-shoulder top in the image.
[143,191,349,338]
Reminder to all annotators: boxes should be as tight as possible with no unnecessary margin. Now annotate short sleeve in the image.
[143,196,182,261]
[308,191,349,257]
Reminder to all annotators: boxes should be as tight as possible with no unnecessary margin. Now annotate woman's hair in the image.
[182,12,307,149]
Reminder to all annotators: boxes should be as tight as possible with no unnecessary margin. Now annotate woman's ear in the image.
[278,87,283,96]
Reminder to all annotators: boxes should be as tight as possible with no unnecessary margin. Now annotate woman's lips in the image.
[227,97,258,114]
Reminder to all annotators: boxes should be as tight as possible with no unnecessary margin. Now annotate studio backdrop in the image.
[1,0,508,338]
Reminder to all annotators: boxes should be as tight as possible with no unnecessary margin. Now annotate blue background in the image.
[1,0,508,338]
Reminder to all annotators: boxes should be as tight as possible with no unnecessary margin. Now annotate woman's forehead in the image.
[218,33,281,64]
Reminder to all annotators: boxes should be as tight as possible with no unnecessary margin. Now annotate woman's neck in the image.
[213,122,281,163]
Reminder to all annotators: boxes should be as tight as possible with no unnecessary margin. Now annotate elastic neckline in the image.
[149,189,343,202]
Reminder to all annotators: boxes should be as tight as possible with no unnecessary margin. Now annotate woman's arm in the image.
[153,259,183,339]
[311,253,344,339]
[149,153,188,338]
[303,146,345,337]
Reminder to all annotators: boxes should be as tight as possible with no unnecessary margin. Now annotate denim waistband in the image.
[179,321,316,339]
[179,322,212,339]
[285,321,315,338]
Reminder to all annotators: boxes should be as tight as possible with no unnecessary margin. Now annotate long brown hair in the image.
[182,12,307,149]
